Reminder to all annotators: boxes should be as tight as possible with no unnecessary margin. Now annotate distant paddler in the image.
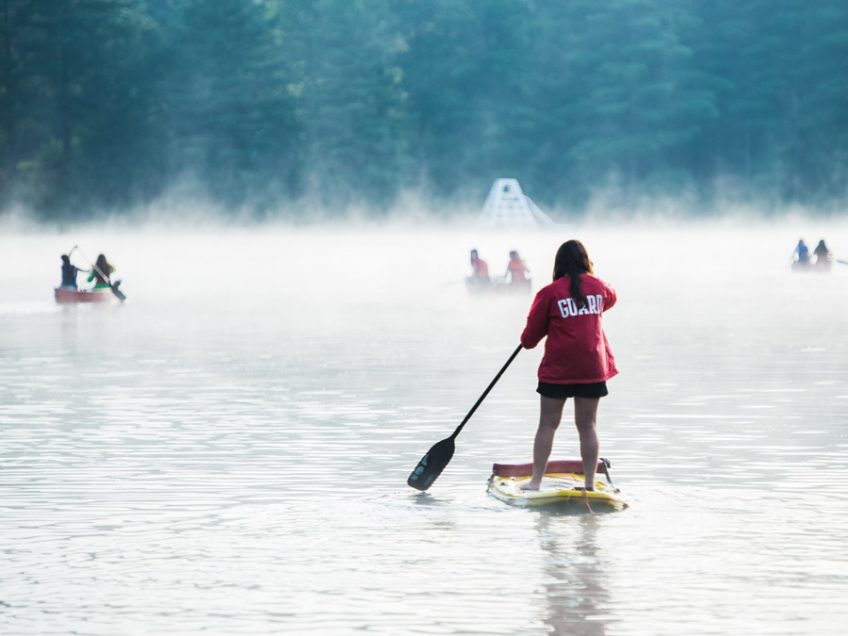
[81,252,126,302]
[792,239,810,269]
[813,239,832,270]
[505,250,531,287]
[59,251,87,290]
[467,249,491,287]
[87,254,116,290]
[519,240,617,492]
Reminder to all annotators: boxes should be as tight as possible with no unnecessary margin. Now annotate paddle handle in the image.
[449,344,522,440]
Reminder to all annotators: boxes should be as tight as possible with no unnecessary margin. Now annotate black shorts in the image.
[536,381,608,399]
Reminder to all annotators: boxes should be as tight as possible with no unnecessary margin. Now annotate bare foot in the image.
[520,480,541,491]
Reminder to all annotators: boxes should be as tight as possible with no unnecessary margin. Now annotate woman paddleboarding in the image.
[519,240,617,491]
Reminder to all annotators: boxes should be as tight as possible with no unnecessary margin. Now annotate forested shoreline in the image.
[1,0,847,220]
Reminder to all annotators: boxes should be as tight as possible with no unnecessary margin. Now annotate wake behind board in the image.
[487,459,628,511]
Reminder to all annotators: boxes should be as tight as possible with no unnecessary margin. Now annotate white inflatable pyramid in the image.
[477,178,556,229]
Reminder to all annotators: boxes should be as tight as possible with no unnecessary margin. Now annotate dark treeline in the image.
[1,0,847,219]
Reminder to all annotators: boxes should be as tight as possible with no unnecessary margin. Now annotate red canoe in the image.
[54,287,116,304]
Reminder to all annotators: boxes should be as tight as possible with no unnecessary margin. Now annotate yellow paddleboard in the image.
[487,459,628,510]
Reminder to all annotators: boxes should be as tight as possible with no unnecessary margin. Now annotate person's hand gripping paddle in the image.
[407,345,522,491]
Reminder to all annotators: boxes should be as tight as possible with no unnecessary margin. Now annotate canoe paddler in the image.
[87,254,116,290]
[60,254,87,289]
[793,239,810,267]
[469,249,490,284]
[813,239,832,268]
[518,240,618,491]
[505,250,530,286]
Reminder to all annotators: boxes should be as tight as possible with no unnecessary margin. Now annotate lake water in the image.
[1,220,847,635]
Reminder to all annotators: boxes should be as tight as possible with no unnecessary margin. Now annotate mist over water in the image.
[1,218,847,635]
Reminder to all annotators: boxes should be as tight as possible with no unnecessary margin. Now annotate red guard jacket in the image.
[520,273,618,384]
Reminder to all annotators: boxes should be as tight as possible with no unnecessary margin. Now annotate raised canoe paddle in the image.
[78,247,127,303]
[407,344,522,491]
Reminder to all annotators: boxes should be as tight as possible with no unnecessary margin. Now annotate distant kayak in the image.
[466,277,532,295]
[54,287,116,304]
[487,459,628,510]
[791,261,831,272]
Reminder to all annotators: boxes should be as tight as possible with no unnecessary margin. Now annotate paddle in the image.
[79,247,127,303]
[837,259,848,265]
[407,344,522,491]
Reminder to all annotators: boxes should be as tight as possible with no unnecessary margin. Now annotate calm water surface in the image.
[1,222,847,635]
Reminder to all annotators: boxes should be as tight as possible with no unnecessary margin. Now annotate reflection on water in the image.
[537,514,609,636]
[1,222,847,635]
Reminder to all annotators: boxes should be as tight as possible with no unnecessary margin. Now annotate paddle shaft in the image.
[449,344,522,440]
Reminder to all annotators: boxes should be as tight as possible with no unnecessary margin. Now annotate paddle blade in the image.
[110,280,127,303]
[407,437,455,491]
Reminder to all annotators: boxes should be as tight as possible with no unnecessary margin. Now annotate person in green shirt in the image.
[87,254,115,289]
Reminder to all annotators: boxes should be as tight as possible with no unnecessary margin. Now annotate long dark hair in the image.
[553,240,594,307]
[94,254,111,283]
